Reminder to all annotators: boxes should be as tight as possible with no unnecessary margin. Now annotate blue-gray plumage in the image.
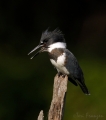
[28,28,90,95]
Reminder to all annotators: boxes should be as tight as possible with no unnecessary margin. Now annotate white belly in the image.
[50,53,69,75]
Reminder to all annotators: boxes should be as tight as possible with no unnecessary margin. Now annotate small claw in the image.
[61,74,66,78]
[58,72,62,77]
[58,72,66,78]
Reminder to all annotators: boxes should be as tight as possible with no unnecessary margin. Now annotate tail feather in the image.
[77,80,90,95]
[68,77,90,95]
[68,77,78,86]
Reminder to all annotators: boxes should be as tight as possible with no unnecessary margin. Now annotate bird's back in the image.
[64,49,83,80]
[64,49,90,95]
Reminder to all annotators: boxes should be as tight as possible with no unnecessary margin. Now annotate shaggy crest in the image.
[40,28,65,43]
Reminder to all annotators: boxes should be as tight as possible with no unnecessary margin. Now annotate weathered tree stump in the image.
[37,74,68,120]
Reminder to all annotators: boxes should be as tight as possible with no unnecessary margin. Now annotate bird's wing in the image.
[64,49,90,94]
[64,49,84,81]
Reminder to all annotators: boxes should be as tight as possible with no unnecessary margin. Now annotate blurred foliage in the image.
[0,0,106,120]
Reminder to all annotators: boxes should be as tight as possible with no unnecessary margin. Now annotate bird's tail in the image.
[77,80,90,95]
[68,77,78,86]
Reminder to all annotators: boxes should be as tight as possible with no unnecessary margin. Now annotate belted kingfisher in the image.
[28,29,90,95]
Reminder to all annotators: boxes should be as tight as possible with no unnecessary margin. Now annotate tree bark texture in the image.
[48,74,68,120]
[37,74,68,120]
[37,110,44,120]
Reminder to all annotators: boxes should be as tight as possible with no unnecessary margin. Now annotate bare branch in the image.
[48,74,68,120]
[37,110,44,120]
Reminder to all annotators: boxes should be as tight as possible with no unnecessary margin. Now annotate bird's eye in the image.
[40,39,48,45]
[43,39,48,43]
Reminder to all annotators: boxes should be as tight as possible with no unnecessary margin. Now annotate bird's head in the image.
[28,28,66,59]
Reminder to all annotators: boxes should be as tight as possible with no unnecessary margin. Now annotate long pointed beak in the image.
[28,45,43,59]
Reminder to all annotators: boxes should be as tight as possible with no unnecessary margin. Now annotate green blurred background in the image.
[0,0,106,120]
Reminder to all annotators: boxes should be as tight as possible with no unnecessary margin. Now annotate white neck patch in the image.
[48,42,66,52]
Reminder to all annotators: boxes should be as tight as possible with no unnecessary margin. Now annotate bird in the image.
[28,28,90,95]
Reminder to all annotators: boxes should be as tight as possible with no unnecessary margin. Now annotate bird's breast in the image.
[50,53,69,75]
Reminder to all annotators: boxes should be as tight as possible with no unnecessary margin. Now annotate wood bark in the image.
[48,74,68,120]
[37,110,44,120]
[37,74,68,120]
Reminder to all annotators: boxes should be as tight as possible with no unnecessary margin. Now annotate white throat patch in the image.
[48,42,66,52]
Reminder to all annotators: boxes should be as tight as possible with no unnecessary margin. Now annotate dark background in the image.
[0,0,106,120]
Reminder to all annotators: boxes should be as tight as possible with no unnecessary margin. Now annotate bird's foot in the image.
[61,74,66,78]
[58,72,62,77]
[58,72,66,78]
